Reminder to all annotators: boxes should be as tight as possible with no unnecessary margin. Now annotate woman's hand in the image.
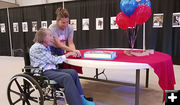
[73,50,81,57]
[65,51,81,58]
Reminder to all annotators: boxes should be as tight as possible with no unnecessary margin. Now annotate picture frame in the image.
[32,21,37,32]
[172,13,180,27]
[13,23,19,32]
[70,19,77,31]
[22,22,28,32]
[110,17,118,29]
[41,21,47,28]
[96,18,103,30]
[153,13,164,28]
[82,18,89,30]
[0,23,6,33]
[52,20,56,24]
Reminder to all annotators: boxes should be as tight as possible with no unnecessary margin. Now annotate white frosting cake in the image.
[83,51,117,60]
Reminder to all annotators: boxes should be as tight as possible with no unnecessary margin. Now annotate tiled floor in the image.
[0,56,179,105]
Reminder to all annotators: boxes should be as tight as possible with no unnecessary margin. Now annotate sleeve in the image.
[33,46,66,65]
[49,24,58,38]
[48,24,58,46]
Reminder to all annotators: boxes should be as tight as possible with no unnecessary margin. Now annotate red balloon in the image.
[116,12,136,30]
[131,5,152,25]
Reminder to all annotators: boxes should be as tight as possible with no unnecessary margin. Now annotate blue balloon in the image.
[120,0,138,16]
[137,0,151,7]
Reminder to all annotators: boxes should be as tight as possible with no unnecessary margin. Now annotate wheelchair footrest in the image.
[55,89,65,98]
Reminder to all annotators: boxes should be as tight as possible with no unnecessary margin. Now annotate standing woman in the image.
[49,8,81,57]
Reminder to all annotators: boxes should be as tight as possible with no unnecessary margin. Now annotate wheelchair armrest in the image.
[23,66,41,69]
[22,66,43,74]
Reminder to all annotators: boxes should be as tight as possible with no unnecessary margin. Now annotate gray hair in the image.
[33,28,50,43]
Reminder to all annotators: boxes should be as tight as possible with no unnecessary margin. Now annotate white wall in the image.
[0,1,19,8]
[47,0,75,3]
[1,0,75,6]
[0,0,16,4]
[16,0,46,6]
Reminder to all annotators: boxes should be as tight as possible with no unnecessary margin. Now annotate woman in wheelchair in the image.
[29,28,95,105]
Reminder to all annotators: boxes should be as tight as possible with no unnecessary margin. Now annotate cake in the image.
[83,51,117,60]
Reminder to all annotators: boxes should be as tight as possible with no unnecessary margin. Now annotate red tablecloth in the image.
[67,49,176,101]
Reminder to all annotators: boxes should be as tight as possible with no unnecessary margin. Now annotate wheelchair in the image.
[7,52,68,105]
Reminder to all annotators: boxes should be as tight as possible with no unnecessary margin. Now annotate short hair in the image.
[33,28,49,43]
[56,8,69,20]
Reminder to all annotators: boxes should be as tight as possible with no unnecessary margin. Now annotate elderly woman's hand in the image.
[73,50,81,57]
[65,51,81,58]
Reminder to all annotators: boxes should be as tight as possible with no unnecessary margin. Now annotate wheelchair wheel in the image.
[7,74,44,105]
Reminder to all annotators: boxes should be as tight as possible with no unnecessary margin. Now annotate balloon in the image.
[116,12,136,30]
[116,12,129,30]
[136,0,151,7]
[131,4,152,25]
[120,0,138,16]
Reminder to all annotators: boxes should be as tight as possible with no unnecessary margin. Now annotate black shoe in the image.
[85,96,93,101]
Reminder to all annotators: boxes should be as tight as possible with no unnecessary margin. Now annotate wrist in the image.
[62,55,67,59]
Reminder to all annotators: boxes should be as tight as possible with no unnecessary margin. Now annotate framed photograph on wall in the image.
[13,23,19,32]
[172,13,180,27]
[0,23,6,33]
[32,21,37,32]
[96,18,103,30]
[110,17,118,29]
[22,22,28,32]
[41,21,47,28]
[153,13,164,28]
[82,18,89,30]
[52,20,56,24]
[70,19,77,31]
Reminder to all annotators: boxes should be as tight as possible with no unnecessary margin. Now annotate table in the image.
[65,48,176,105]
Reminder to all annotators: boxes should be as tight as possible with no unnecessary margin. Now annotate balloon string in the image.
[125,28,132,49]
[134,25,140,44]
[125,25,140,49]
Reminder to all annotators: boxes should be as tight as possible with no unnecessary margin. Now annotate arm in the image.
[48,24,73,51]
[54,36,74,52]
[68,38,81,57]
[68,37,81,57]
[30,45,77,67]
[52,25,81,56]
[37,47,66,65]
[68,37,76,50]
[29,44,65,69]
[54,37,81,57]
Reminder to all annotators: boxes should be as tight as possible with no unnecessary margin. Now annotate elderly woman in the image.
[29,28,95,105]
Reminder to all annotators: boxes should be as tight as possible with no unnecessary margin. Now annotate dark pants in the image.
[50,46,65,69]
[49,46,64,56]
[43,69,84,105]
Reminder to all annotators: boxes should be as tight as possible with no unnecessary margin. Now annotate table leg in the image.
[95,68,98,80]
[135,69,140,105]
[145,69,149,88]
